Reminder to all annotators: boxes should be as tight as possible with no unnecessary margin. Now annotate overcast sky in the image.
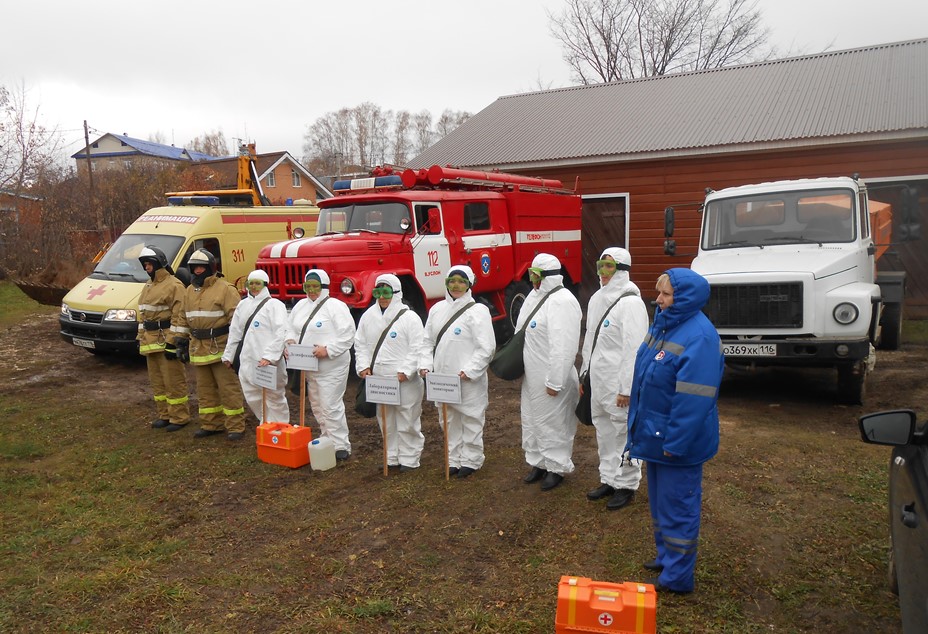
[3,0,927,162]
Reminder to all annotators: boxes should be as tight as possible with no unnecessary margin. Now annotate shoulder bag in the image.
[355,309,408,418]
[286,297,330,394]
[576,291,637,425]
[489,286,563,381]
[231,298,270,375]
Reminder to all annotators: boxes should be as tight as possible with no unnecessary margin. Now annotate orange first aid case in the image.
[256,422,312,469]
[555,576,657,634]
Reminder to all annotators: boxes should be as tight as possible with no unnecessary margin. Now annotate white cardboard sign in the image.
[253,364,278,390]
[425,373,462,404]
[365,375,401,405]
[286,344,319,371]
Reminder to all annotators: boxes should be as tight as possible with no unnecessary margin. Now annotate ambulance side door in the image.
[412,203,451,300]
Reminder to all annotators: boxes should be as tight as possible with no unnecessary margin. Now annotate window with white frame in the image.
[267,171,276,187]
[291,169,301,188]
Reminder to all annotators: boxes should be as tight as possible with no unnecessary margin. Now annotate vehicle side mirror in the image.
[859,409,916,446]
[664,206,675,237]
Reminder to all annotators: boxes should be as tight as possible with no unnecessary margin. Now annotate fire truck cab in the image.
[256,165,582,341]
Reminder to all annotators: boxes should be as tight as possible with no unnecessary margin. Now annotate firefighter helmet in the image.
[138,245,168,270]
[187,248,216,275]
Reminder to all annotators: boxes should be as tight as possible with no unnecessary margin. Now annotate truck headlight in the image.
[340,278,355,295]
[833,303,859,325]
[104,309,137,322]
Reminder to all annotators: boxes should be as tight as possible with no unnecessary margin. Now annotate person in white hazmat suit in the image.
[355,274,426,472]
[286,269,356,461]
[579,247,650,510]
[418,265,495,478]
[222,270,290,424]
[519,253,583,491]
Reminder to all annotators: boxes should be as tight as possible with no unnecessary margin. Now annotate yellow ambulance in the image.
[59,196,318,354]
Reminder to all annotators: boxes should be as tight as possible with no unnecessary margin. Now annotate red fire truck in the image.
[255,164,582,341]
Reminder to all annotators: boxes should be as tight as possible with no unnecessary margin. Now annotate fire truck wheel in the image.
[878,303,903,351]
[495,280,533,344]
[836,363,866,405]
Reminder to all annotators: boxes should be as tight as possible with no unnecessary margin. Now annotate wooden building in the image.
[412,39,928,316]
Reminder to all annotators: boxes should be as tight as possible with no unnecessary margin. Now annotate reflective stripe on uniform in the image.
[663,341,685,356]
[676,381,717,397]
[186,310,226,319]
[664,535,698,555]
[140,342,167,353]
[223,406,245,416]
[173,326,190,335]
[167,395,189,405]
[199,405,223,415]
[190,352,223,364]
[153,394,167,403]
[139,303,170,312]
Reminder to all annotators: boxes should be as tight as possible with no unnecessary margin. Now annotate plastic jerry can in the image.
[309,436,336,471]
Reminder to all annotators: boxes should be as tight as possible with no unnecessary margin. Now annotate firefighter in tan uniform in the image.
[173,248,247,440]
[137,246,191,431]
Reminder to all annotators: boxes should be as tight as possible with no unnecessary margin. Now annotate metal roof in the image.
[72,133,222,162]
[411,38,928,170]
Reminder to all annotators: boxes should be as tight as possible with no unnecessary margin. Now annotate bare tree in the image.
[303,108,355,177]
[187,129,230,157]
[549,0,771,83]
[434,109,471,138]
[148,130,168,145]
[391,110,412,167]
[0,81,62,193]
[412,110,433,157]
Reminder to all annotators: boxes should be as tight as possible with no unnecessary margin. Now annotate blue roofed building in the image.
[71,133,223,173]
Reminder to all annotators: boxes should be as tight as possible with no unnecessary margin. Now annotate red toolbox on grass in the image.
[555,576,657,634]
[256,423,312,469]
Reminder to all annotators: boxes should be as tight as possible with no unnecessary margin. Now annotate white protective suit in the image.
[419,265,495,470]
[518,253,582,475]
[355,274,425,468]
[287,269,356,453]
[222,277,290,423]
[579,247,650,490]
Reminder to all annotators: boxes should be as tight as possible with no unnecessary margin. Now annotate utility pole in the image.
[82,120,102,236]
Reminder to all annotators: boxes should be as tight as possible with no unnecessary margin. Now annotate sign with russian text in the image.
[425,373,462,404]
[365,375,401,405]
[286,344,319,371]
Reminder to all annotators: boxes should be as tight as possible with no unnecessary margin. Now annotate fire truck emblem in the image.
[480,253,491,275]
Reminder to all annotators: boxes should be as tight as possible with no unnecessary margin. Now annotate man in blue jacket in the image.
[625,268,724,594]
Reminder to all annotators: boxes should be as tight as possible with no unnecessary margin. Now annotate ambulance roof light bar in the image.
[167,195,221,206]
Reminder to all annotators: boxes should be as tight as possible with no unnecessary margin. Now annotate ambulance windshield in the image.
[316,202,411,236]
[90,234,185,282]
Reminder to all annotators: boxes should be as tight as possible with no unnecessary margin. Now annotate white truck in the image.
[663,176,919,404]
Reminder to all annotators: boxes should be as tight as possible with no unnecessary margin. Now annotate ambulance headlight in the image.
[104,308,137,322]
[60,302,70,317]
[833,302,859,325]
[340,278,355,295]
[293,227,305,239]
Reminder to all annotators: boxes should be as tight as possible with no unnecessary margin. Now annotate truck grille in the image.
[703,283,803,328]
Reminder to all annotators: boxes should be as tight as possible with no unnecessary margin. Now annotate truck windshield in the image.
[702,188,856,249]
[90,234,185,282]
[316,202,411,236]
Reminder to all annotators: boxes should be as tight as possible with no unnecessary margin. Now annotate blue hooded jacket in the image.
[626,268,724,466]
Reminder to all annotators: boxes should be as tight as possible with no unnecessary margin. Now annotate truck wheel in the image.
[494,280,532,344]
[878,303,903,351]
[836,363,866,405]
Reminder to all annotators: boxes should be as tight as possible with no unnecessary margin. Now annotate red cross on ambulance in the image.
[598,612,614,626]
[86,285,107,300]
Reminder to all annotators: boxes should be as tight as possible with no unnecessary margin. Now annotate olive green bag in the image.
[489,286,562,381]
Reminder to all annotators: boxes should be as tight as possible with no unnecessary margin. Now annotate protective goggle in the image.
[445,276,470,288]
[246,279,266,286]
[528,267,545,279]
[302,281,323,291]
[597,259,617,270]
[372,286,395,299]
